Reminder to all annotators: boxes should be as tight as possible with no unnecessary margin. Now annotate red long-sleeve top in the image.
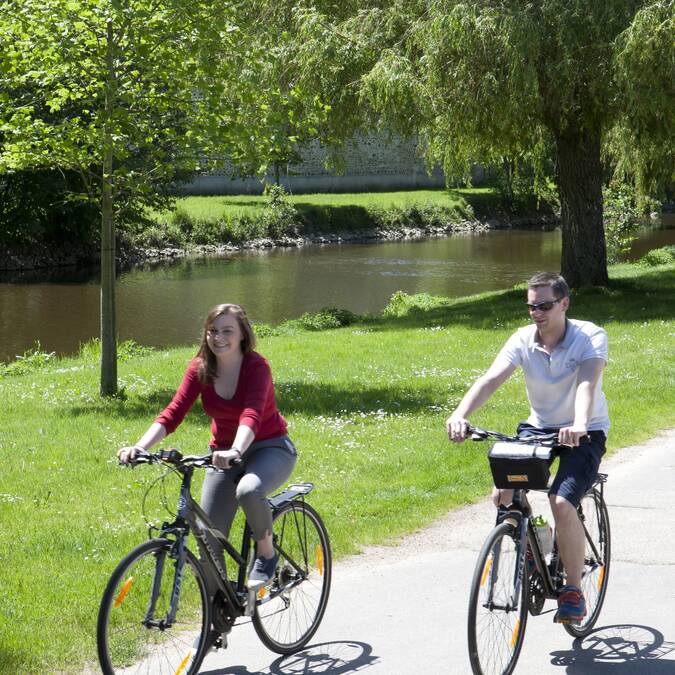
[155,352,287,448]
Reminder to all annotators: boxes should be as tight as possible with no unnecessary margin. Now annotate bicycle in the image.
[97,448,332,675]
[466,428,611,675]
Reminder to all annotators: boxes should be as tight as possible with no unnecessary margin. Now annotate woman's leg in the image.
[236,442,297,545]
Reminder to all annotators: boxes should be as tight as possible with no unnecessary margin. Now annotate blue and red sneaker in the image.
[554,584,587,624]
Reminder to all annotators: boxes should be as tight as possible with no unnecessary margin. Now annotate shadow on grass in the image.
[294,203,377,231]
[63,380,451,421]
[276,381,448,416]
[366,267,675,332]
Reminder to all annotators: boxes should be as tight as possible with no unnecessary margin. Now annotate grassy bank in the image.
[1,264,673,673]
[132,187,555,249]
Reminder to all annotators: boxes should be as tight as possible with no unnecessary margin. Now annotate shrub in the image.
[604,183,640,263]
[0,342,55,377]
[259,184,300,238]
[298,307,358,331]
[383,291,448,318]
[78,338,153,363]
[639,245,675,267]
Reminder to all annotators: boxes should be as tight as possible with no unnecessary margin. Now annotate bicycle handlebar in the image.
[121,448,242,469]
[468,426,560,446]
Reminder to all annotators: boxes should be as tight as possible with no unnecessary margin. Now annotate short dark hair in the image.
[527,272,569,299]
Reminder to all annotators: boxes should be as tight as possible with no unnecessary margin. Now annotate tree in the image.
[292,0,675,287]
[0,0,250,394]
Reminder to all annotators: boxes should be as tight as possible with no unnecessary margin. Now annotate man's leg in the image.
[549,432,605,622]
[549,494,584,587]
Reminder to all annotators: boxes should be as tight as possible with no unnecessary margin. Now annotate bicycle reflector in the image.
[114,576,135,608]
[316,545,324,576]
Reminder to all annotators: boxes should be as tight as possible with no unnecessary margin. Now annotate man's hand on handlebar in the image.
[557,425,588,447]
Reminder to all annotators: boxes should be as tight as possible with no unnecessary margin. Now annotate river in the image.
[0,222,672,362]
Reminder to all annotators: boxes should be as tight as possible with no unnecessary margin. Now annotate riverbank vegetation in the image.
[131,186,554,250]
[1,262,673,673]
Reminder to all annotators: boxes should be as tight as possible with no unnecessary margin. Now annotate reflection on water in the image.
[0,222,671,362]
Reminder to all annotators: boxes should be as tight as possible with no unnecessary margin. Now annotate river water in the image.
[0,222,672,362]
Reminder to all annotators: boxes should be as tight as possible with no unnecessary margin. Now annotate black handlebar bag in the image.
[488,442,553,489]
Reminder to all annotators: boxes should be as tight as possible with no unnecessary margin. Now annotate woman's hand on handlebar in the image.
[117,445,146,465]
[447,415,471,443]
[212,448,241,470]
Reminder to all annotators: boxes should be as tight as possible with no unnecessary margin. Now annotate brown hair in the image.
[196,304,256,383]
[527,271,570,300]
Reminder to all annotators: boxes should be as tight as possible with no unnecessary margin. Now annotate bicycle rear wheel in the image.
[468,522,528,675]
[97,538,211,675]
[564,487,611,637]
[252,501,331,653]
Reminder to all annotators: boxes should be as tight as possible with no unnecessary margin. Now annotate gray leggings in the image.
[201,435,297,541]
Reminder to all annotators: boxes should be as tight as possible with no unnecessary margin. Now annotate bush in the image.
[259,184,300,238]
[604,183,640,263]
[297,307,358,331]
[0,342,55,377]
[78,339,153,363]
[383,291,448,318]
[639,245,675,267]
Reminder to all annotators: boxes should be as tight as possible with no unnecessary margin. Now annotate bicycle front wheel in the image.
[468,522,528,675]
[97,538,211,675]
[564,487,611,637]
[252,501,332,653]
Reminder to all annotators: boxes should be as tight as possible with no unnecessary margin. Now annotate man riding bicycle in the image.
[447,271,609,624]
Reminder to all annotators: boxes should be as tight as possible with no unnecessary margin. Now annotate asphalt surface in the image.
[200,430,675,675]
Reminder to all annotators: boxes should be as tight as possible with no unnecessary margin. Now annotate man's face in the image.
[527,286,568,332]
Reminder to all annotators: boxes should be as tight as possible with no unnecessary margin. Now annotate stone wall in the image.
[183,133,462,195]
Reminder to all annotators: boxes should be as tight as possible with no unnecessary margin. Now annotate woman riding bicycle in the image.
[447,272,609,625]
[118,303,296,590]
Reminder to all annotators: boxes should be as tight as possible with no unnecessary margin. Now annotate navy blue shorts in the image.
[517,423,606,507]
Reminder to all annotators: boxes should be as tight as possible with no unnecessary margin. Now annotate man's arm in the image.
[446,358,517,442]
[558,357,605,447]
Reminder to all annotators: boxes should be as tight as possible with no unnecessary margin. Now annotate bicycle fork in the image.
[143,538,187,630]
[484,516,529,613]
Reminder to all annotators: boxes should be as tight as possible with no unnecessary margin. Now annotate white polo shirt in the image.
[494,318,610,434]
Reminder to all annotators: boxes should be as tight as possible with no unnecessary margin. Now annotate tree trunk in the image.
[100,17,117,397]
[556,126,609,288]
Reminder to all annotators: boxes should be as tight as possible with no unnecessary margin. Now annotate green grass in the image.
[1,263,673,673]
[135,187,554,249]
[157,187,479,221]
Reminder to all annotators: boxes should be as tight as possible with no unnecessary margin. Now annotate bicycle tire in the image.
[97,538,211,675]
[564,488,611,637]
[468,522,529,675]
[252,501,332,653]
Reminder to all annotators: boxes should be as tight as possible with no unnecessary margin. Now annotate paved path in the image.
[201,431,675,675]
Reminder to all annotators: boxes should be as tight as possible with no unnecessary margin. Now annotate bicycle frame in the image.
[148,460,316,629]
[499,473,608,612]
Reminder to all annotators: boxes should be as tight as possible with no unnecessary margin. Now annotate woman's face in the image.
[205,313,243,358]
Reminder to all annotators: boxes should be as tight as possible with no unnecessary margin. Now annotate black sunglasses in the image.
[526,298,562,312]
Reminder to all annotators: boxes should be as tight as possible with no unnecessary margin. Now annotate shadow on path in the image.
[549,623,675,673]
[201,640,378,675]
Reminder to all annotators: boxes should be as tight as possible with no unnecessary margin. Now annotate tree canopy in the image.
[292,0,675,286]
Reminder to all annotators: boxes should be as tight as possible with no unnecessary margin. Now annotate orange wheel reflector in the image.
[174,651,192,675]
[597,565,605,591]
[510,620,521,649]
[257,586,268,599]
[316,545,324,576]
[480,557,493,588]
[114,576,135,608]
